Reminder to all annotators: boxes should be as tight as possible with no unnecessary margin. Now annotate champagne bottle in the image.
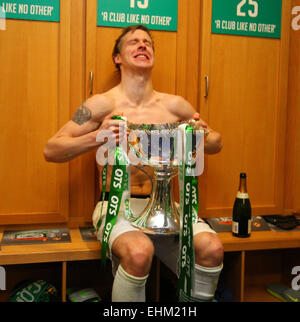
[232,173,252,237]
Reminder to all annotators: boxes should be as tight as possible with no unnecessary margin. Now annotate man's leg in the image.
[151,220,223,302]
[111,230,154,302]
[93,199,154,302]
[192,231,224,301]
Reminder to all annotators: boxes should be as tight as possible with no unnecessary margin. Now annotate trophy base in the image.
[132,214,179,236]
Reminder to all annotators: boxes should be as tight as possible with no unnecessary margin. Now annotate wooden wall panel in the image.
[285,0,300,213]
[198,0,291,217]
[68,0,96,227]
[0,1,71,224]
[176,0,201,107]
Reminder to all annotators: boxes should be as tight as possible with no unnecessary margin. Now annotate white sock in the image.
[191,263,223,301]
[112,264,148,302]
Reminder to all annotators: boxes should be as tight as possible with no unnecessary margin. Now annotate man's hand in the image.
[192,112,209,132]
[94,112,126,145]
[192,112,222,154]
[94,112,128,166]
[95,112,127,147]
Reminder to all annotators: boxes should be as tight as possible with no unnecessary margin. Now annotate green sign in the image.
[0,0,60,22]
[212,0,282,38]
[97,0,178,31]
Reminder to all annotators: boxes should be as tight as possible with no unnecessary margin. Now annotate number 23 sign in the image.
[212,0,282,39]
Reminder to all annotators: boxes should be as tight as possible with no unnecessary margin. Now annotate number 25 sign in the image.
[212,0,282,39]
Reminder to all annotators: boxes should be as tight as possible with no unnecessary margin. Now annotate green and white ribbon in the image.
[101,146,127,265]
[122,166,132,220]
[96,161,108,231]
[99,158,133,228]
[100,115,129,265]
[178,124,198,301]
[191,171,199,223]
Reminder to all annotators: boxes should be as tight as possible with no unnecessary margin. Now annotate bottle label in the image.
[232,221,239,234]
[248,219,252,233]
[236,191,249,199]
[232,220,252,235]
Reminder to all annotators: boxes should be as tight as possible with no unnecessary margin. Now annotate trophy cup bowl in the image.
[127,121,202,235]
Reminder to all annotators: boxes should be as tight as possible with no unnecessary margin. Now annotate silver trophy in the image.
[127,121,204,236]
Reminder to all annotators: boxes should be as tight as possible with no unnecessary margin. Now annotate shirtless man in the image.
[44,25,224,302]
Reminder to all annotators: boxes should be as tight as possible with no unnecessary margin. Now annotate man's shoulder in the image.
[85,92,115,121]
[157,92,194,119]
[157,92,182,102]
[87,92,114,108]
[157,92,189,107]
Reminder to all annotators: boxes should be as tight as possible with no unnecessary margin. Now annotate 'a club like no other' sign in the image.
[97,0,178,31]
[212,0,282,39]
[0,0,59,22]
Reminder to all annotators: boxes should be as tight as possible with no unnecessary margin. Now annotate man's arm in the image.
[172,96,223,154]
[43,95,116,163]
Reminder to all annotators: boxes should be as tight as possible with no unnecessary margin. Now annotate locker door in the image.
[0,1,71,224]
[198,0,291,217]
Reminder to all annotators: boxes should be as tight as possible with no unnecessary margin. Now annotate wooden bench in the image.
[1,227,299,302]
[0,228,101,302]
[218,230,300,302]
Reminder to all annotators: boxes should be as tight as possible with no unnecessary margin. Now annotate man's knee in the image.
[118,235,154,276]
[127,240,154,268]
[194,232,224,267]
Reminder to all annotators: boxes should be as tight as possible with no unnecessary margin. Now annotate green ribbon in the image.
[178,125,198,301]
[97,161,108,231]
[100,115,127,265]
[191,174,199,224]
[101,146,127,265]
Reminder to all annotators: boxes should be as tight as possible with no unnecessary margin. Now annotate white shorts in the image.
[92,198,216,275]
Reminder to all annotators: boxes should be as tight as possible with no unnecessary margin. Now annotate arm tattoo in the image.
[72,104,92,125]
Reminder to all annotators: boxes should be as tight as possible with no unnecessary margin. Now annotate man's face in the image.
[115,29,154,72]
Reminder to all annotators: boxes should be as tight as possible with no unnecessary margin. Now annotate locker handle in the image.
[204,76,209,98]
[90,71,94,95]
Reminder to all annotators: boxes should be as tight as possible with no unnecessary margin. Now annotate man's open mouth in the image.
[134,53,149,60]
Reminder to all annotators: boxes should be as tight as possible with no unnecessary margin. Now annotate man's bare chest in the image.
[113,101,179,124]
